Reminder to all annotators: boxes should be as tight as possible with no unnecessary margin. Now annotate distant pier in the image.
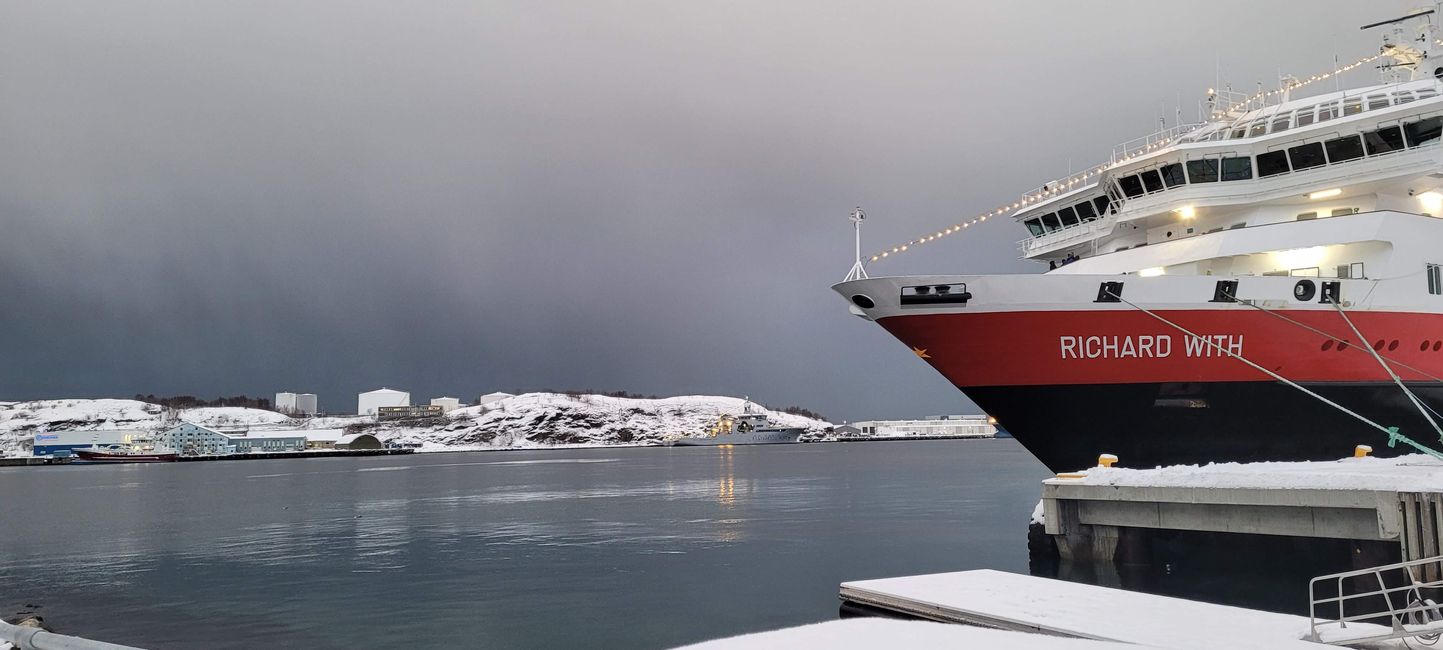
[175,448,414,462]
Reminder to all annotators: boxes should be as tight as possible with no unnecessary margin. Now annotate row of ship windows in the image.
[1025,116,1443,238]
[1223,89,1437,140]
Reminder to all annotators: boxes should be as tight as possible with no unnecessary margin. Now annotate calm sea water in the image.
[0,439,1050,649]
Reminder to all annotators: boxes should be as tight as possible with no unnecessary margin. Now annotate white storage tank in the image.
[430,397,461,413]
[275,392,319,416]
[478,392,514,406]
[358,388,410,416]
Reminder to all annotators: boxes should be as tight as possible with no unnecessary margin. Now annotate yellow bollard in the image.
[1097,453,1118,468]
[1355,445,1373,458]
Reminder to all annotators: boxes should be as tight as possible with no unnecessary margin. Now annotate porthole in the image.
[1321,340,1334,351]
[1434,341,1441,352]
[1388,340,1399,352]
[1373,340,1385,351]
[850,294,875,309]
[1338,341,1349,352]
[1422,340,1431,352]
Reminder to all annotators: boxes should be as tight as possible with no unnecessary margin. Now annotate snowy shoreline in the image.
[0,394,833,457]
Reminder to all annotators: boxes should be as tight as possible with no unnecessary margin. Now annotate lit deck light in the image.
[1308,188,1343,200]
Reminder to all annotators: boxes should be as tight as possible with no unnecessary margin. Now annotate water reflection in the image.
[717,445,735,507]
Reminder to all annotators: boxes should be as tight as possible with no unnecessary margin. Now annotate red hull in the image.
[73,450,178,463]
[879,309,1443,388]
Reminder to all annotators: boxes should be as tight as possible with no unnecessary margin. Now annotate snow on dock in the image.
[837,569,1335,649]
[676,618,1140,649]
[1043,453,1443,563]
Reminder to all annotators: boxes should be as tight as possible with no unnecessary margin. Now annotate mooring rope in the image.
[1329,301,1443,444]
[1104,289,1443,460]
[1221,290,1443,427]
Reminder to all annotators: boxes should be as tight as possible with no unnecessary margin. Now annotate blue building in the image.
[32,430,145,456]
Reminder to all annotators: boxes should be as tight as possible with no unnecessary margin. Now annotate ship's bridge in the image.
[1014,78,1443,266]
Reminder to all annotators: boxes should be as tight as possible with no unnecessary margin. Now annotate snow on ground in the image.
[376,393,832,450]
[0,393,833,456]
[1070,454,1443,492]
[676,618,1144,649]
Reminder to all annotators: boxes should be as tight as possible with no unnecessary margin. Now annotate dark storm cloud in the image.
[0,1,1387,420]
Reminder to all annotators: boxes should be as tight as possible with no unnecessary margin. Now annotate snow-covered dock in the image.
[837,569,1331,649]
[1042,454,1443,564]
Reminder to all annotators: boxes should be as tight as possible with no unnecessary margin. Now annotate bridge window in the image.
[1057,206,1079,226]
[1140,169,1164,193]
[1318,103,1337,122]
[1074,200,1097,221]
[1186,158,1219,183]
[1367,95,1391,111]
[1221,156,1253,181]
[1288,142,1326,170]
[1024,219,1044,237]
[1257,150,1291,177]
[1118,175,1146,198]
[1406,117,1443,147]
[1271,116,1291,133]
[1342,98,1363,116]
[1040,212,1061,231]
[1324,135,1364,163]
[1160,163,1186,188]
[1230,127,1248,139]
[1296,109,1315,127]
[1249,121,1269,137]
[1364,126,1406,155]
[1093,195,1112,215]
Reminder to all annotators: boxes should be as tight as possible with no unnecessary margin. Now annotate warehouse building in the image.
[32,430,146,456]
[358,388,410,416]
[275,392,318,416]
[478,392,514,406]
[156,423,308,456]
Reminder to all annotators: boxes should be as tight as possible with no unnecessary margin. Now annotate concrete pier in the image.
[1042,454,1443,565]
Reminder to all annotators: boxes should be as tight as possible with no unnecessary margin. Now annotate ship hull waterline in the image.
[673,431,804,446]
[868,307,1443,472]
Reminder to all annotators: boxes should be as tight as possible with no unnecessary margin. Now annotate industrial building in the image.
[478,392,514,406]
[847,415,997,440]
[155,423,308,455]
[377,404,443,420]
[275,392,318,416]
[430,397,461,413]
[31,430,146,456]
[305,430,384,450]
[358,388,410,416]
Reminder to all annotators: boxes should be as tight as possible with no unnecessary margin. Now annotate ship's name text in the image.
[1058,334,1243,360]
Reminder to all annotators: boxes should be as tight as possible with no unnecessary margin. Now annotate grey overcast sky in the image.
[0,1,1397,420]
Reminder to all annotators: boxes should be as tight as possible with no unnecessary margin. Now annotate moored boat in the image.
[836,7,1443,471]
[674,402,805,446]
[73,444,178,463]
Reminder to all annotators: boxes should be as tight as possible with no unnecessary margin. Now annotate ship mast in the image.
[1365,3,1443,81]
[843,207,869,282]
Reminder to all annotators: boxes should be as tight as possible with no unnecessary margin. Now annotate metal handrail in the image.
[0,619,143,650]
[1308,554,1443,644]
[1111,122,1206,163]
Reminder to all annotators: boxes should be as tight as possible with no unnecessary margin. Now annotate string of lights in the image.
[863,50,1392,265]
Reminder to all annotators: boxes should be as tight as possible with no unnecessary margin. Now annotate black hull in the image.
[965,381,1443,472]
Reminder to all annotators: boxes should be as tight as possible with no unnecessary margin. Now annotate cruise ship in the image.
[836,7,1443,471]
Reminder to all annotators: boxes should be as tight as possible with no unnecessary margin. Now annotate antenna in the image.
[843,207,869,282]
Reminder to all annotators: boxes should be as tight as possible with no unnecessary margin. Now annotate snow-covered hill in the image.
[373,393,833,451]
[0,394,833,455]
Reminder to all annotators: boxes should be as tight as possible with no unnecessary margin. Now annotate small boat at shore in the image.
[73,444,178,463]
